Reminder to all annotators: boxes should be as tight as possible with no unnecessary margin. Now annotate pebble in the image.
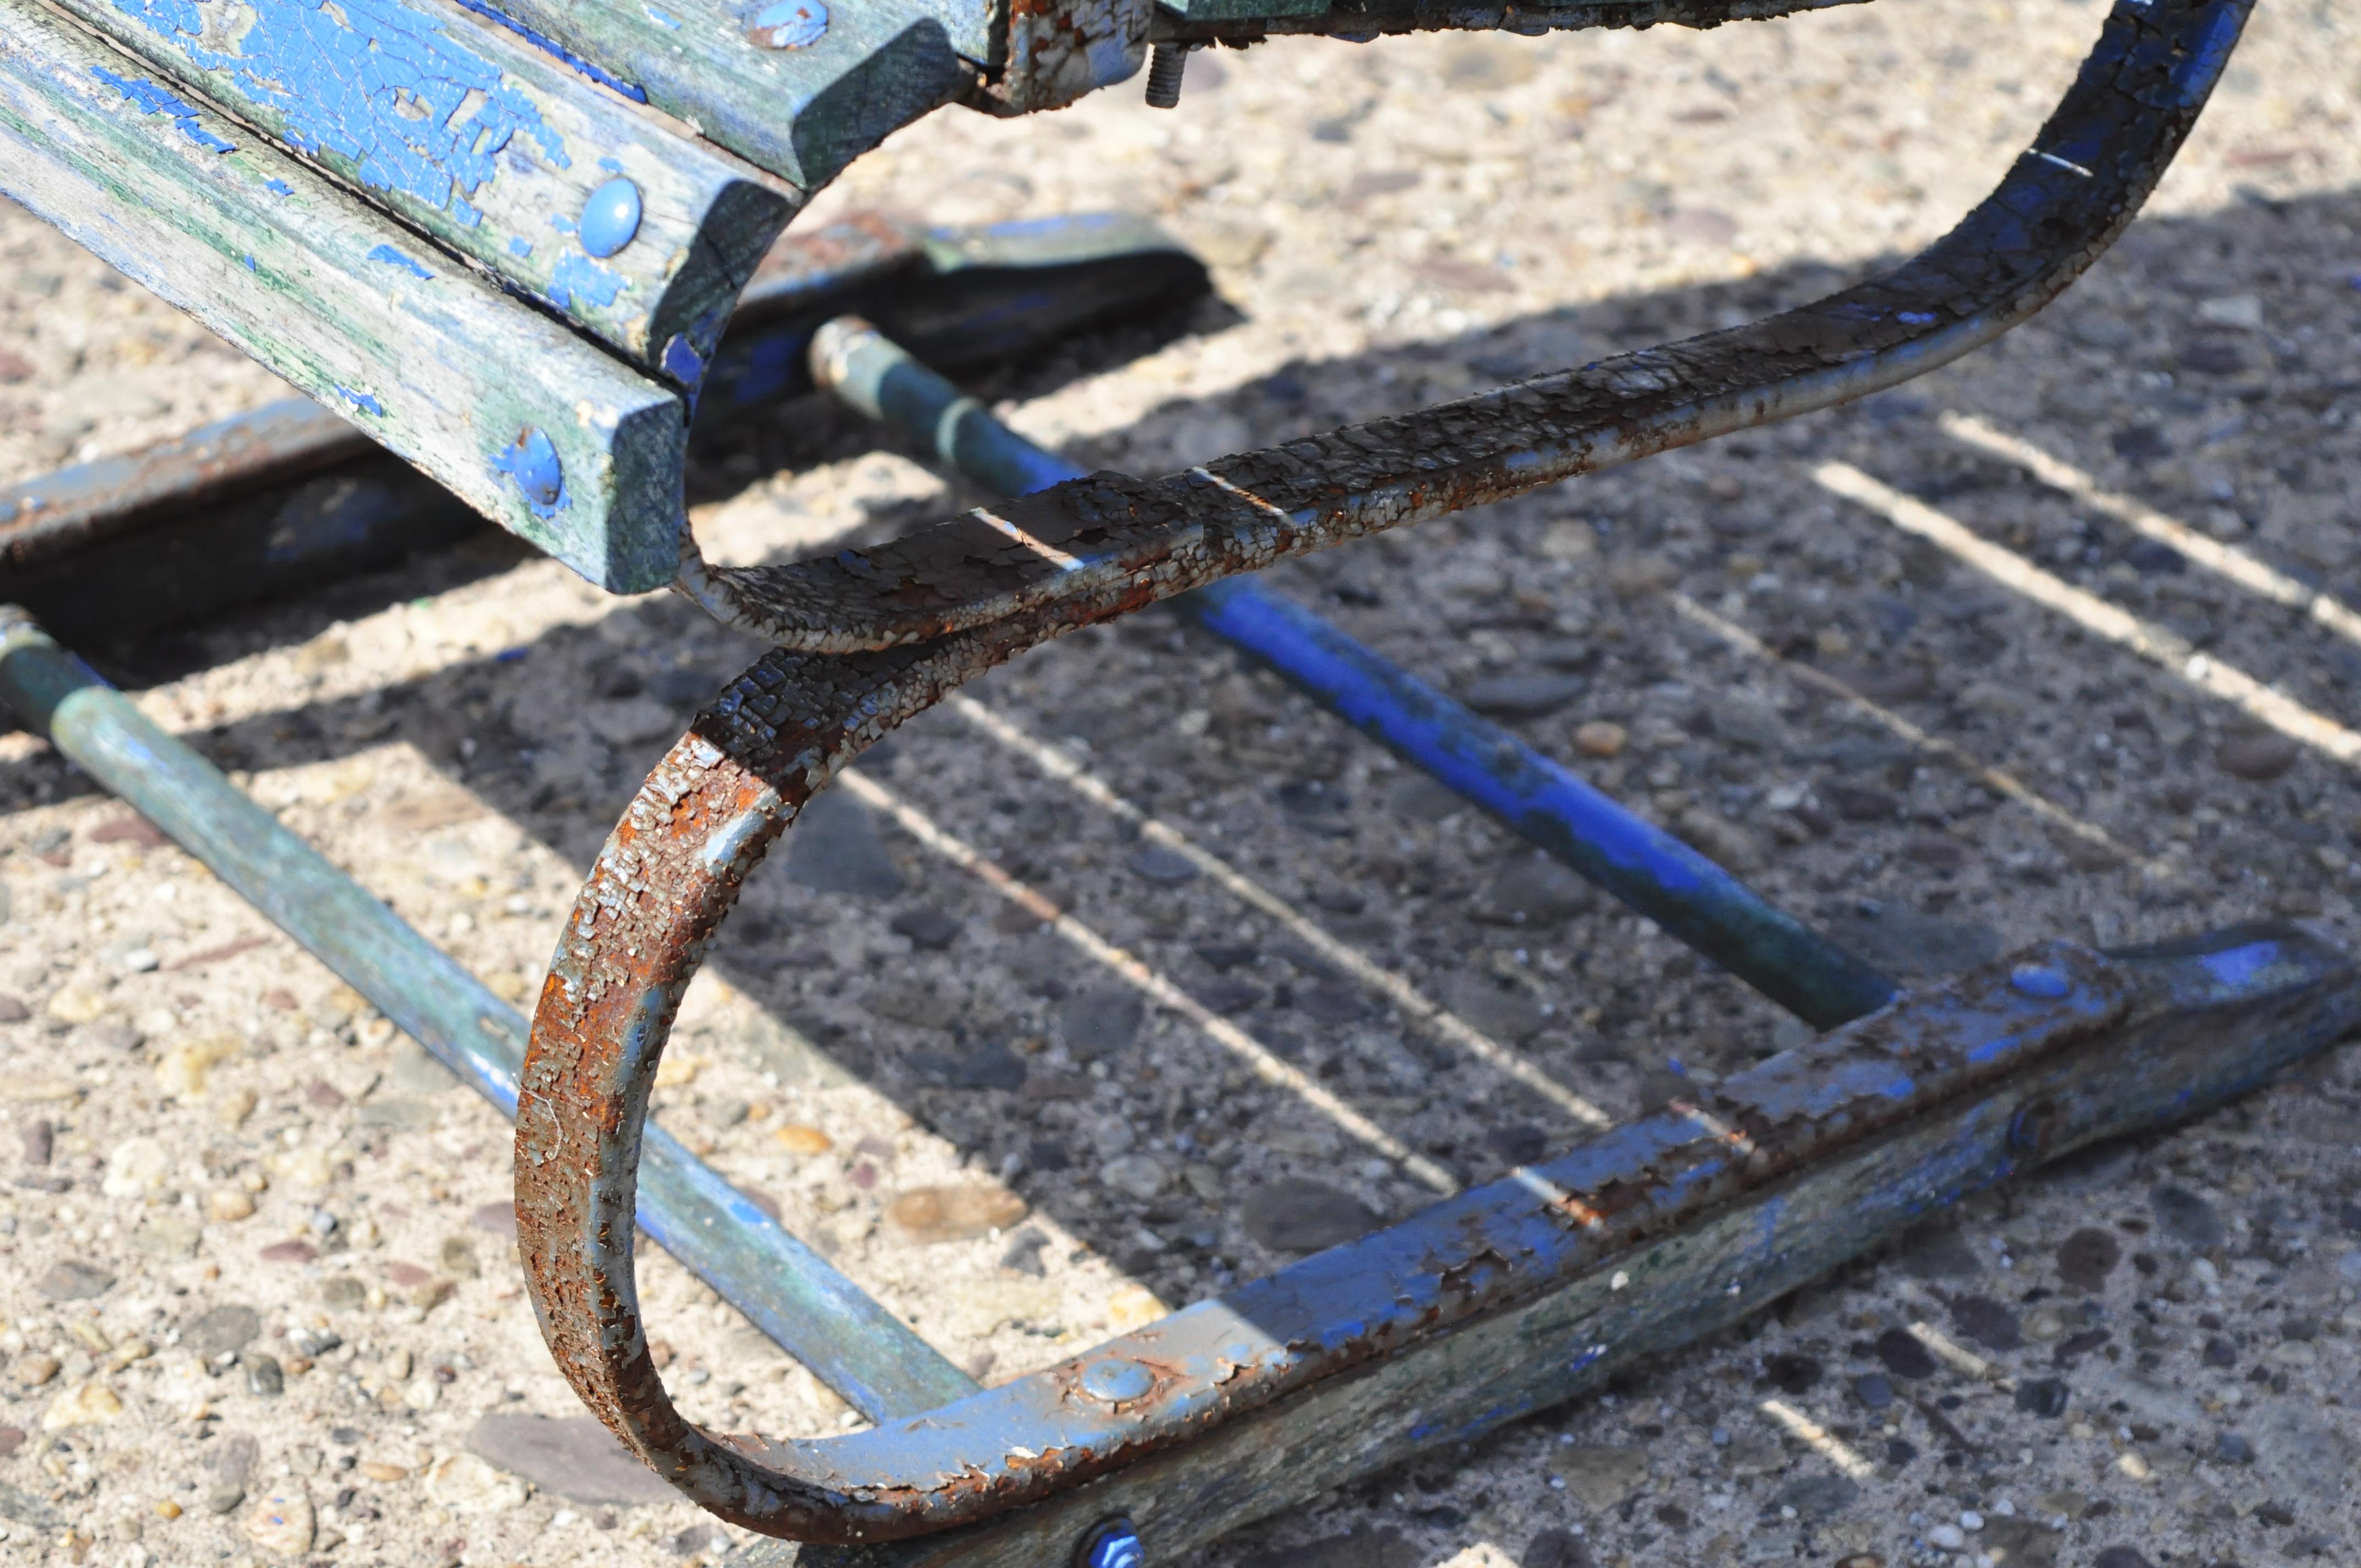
[884,1184,1027,1244]
[1572,720,1627,758]
[1548,1444,1649,1511]
[774,1124,834,1155]
[1460,672,1587,718]
[463,1413,679,1505]
[2014,1377,2070,1418]
[45,985,108,1025]
[1125,845,1200,884]
[244,1354,284,1397]
[101,1135,171,1199]
[36,1260,115,1300]
[888,906,962,949]
[2216,1431,2256,1464]
[784,792,905,897]
[911,1037,1027,1091]
[1852,1371,1895,1410]
[20,1116,50,1164]
[1437,969,1547,1044]
[41,1381,122,1430]
[179,1304,259,1359]
[209,1187,256,1221]
[2148,1183,2225,1249]
[1775,1475,1859,1522]
[245,1485,314,1556]
[2215,731,2300,781]
[0,994,28,1022]
[1101,1154,1169,1201]
[1874,1328,1938,1380]
[1471,855,1596,927]
[1897,1218,1983,1280]
[1927,1523,1967,1549]
[2055,1226,2120,1291]
[1762,1352,1822,1395]
[16,1354,59,1386]
[1058,986,1145,1059]
[1241,1178,1381,1252]
[1951,1295,2023,1351]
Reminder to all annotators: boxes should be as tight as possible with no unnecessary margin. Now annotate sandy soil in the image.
[6,2,2361,1566]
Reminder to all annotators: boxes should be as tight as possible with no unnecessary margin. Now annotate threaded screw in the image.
[1144,43,1190,109]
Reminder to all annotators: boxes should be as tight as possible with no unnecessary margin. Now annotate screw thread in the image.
[1144,43,1189,109]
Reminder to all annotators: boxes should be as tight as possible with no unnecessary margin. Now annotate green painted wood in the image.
[49,0,796,382]
[463,0,983,190]
[0,1,687,592]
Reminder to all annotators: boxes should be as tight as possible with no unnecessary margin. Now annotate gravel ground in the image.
[7,2,2361,1567]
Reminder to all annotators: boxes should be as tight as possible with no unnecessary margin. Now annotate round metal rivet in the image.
[502,428,564,509]
[2008,963,2070,999]
[1078,1358,1154,1403]
[1075,1516,1144,1568]
[748,0,828,48]
[578,176,643,259]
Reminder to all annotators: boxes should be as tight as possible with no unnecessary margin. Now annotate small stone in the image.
[41,1381,122,1430]
[156,1035,240,1098]
[888,906,961,950]
[1549,1444,1649,1511]
[1852,1371,1894,1410]
[1460,672,1586,718]
[1438,969,1547,1043]
[1572,720,1626,758]
[319,1276,365,1310]
[463,1413,678,1505]
[1101,1155,1168,1201]
[1724,1436,1787,1477]
[784,792,904,898]
[205,1485,246,1516]
[1125,845,1200,884]
[999,1228,1051,1277]
[774,1124,834,1155]
[2216,1431,2256,1464]
[244,1355,284,1397]
[1774,1475,1859,1522]
[45,985,109,1025]
[179,1304,259,1359]
[1241,1178,1380,1252]
[1105,1284,1163,1331]
[2057,1227,2121,1291]
[101,1136,171,1199]
[153,1498,181,1519]
[0,995,28,1023]
[1898,1217,1982,1280]
[37,1260,115,1300]
[209,1187,255,1221]
[2015,1377,2070,1418]
[245,1485,315,1555]
[1762,1352,1821,1395]
[1470,855,1595,927]
[2149,1183,2225,1249]
[2216,731,2300,781]
[16,1354,59,1387]
[20,1117,51,1163]
[1058,986,1145,1059]
[1952,1295,2022,1351]
[259,1240,315,1265]
[1874,1327,1936,1380]
[884,1185,1027,1244]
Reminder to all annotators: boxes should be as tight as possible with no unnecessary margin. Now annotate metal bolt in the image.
[578,176,643,259]
[1074,1516,1144,1568]
[1077,1357,1155,1403]
[1143,43,1191,109]
[498,428,565,510]
[2008,963,2070,999]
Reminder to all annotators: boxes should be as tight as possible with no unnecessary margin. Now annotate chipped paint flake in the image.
[88,64,235,151]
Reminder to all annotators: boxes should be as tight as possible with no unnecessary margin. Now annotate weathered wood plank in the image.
[48,0,796,382]
[457,0,983,189]
[0,1,686,591]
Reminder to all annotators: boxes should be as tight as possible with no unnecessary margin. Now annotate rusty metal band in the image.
[676,0,2244,655]
[519,0,2249,1541]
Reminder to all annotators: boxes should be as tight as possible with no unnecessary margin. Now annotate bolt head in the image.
[579,177,643,259]
[498,428,565,510]
[1076,1517,1143,1568]
[2008,963,2071,1000]
[1078,1358,1155,1403]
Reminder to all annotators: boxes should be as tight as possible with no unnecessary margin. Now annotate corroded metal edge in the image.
[688,0,2248,651]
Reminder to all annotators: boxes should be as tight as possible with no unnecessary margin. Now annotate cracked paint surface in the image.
[102,0,567,225]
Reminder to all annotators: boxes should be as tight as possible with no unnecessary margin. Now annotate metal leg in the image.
[516,0,2270,1544]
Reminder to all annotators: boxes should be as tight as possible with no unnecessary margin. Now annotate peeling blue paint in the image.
[89,65,235,151]
[263,178,294,196]
[448,0,649,103]
[101,0,567,226]
[660,333,707,388]
[643,6,681,28]
[334,386,386,416]
[242,254,257,271]
[549,250,627,312]
[490,426,567,516]
[508,237,534,258]
[366,243,436,280]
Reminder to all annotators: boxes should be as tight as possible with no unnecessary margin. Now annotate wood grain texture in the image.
[0,1,686,591]
[48,0,795,379]
[464,0,981,189]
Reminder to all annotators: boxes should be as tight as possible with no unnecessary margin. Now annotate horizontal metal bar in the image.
[0,607,976,1424]
[809,316,1894,1026]
[763,922,2360,1566]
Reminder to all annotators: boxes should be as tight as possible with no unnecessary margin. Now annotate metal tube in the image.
[0,607,976,1422]
[808,319,1897,1027]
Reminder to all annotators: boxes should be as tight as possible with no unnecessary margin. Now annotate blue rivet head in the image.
[1077,1358,1155,1404]
[497,427,564,509]
[1075,1517,1143,1568]
[2008,963,2071,1000]
[579,177,643,259]
[748,0,828,48]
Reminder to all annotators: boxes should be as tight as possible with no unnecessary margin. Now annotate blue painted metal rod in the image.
[0,607,976,1422]
[812,319,1898,1029]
